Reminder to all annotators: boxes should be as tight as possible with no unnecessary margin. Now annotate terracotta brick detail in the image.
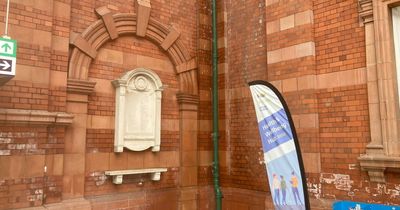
[176,58,197,74]
[160,27,181,50]
[95,7,118,40]
[69,33,97,59]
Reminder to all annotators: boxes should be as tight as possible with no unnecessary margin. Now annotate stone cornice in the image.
[177,93,199,104]
[67,79,96,95]
[0,109,74,126]
[177,93,199,111]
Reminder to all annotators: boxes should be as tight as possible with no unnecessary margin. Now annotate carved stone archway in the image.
[62,2,200,209]
[67,5,198,95]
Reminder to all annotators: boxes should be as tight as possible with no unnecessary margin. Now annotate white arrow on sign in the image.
[0,60,10,70]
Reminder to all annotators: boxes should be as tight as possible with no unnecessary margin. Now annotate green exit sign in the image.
[0,37,17,76]
[0,37,17,57]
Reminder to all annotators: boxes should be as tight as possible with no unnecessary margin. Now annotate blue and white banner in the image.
[249,80,310,210]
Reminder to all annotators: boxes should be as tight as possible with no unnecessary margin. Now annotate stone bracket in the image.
[0,75,13,86]
[67,79,96,95]
[358,154,400,182]
[161,27,180,50]
[95,6,118,40]
[70,33,97,59]
[0,109,74,126]
[135,0,151,37]
[358,0,373,24]
[104,168,167,184]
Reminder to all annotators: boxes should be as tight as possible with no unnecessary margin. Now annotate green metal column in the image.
[211,0,222,209]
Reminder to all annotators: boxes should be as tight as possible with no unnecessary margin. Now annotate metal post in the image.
[211,0,222,209]
[3,0,10,38]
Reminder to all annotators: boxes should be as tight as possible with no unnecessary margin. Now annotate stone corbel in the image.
[358,0,373,25]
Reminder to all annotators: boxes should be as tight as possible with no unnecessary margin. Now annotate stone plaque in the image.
[112,68,163,152]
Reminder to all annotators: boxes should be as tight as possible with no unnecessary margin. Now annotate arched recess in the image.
[67,6,198,96]
[62,4,200,203]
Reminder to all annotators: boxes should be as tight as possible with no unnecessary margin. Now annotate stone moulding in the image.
[104,168,167,184]
[67,79,96,94]
[0,109,74,126]
[176,93,199,112]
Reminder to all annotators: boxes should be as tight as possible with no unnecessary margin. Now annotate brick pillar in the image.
[62,79,95,207]
[177,93,199,210]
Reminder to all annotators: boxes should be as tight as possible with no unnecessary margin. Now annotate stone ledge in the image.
[105,168,168,184]
[0,109,74,126]
[18,198,91,210]
[358,154,400,182]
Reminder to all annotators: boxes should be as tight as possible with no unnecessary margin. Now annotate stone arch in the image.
[67,6,198,95]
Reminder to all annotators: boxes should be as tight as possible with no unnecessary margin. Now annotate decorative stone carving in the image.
[358,0,373,24]
[112,68,163,152]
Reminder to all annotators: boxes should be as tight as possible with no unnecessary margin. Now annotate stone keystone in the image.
[135,0,151,37]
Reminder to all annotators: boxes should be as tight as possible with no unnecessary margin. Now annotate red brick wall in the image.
[0,0,198,208]
[0,127,64,209]
[0,1,70,208]
[314,0,365,74]
[220,0,268,192]
[2,0,400,209]
[215,0,400,208]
